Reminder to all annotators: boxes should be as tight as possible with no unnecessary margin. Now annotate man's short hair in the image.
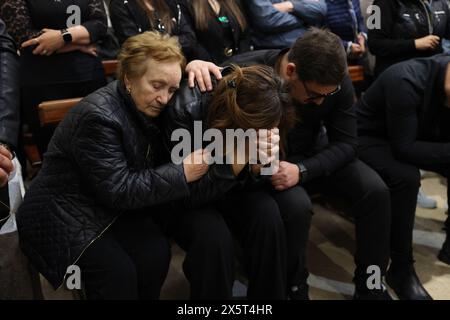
[287,27,348,85]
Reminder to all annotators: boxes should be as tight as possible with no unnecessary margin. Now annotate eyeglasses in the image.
[302,80,341,102]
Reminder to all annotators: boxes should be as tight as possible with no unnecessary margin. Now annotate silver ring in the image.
[42,50,48,55]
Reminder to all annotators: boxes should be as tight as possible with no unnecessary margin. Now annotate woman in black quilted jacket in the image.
[16,32,215,300]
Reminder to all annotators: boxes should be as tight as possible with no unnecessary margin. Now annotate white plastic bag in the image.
[0,158,24,235]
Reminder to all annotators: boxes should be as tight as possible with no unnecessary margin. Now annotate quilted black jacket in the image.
[16,81,191,289]
[0,18,19,149]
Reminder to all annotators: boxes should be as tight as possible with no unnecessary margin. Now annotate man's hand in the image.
[273,1,294,12]
[357,34,366,54]
[270,161,299,191]
[0,146,14,187]
[185,60,222,92]
[349,43,364,59]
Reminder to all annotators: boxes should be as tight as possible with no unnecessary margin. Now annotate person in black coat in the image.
[178,0,251,64]
[186,28,392,300]
[0,18,19,223]
[368,0,450,76]
[16,32,237,300]
[109,0,196,60]
[164,64,313,299]
[356,54,450,300]
[0,0,108,158]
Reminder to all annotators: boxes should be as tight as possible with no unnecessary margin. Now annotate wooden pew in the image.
[348,65,364,82]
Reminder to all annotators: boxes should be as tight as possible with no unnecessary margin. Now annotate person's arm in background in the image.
[245,0,304,34]
[108,0,140,46]
[0,19,19,187]
[368,0,438,57]
[286,75,358,183]
[21,0,107,56]
[287,0,327,26]
[0,0,42,46]
[385,76,450,165]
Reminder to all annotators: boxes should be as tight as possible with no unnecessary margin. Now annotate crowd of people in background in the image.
[1,0,450,300]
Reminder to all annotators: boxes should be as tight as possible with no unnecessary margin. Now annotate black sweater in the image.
[0,0,107,85]
[225,49,357,183]
[357,54,450,166]
[368,0,450,76]
[109,0,196,60]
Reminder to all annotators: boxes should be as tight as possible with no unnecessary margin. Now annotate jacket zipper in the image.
[420,0,433,34]
[56,215,119,290]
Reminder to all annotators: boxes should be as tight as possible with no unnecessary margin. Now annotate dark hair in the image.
[191,0,247,32]
[206,65,296,157]
[287,27,347,85]
[137,0,174,34]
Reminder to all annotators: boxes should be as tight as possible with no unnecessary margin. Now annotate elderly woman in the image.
[16,32,213,300]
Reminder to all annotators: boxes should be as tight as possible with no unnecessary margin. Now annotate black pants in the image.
[78,207,235,300]
[20,78,106,158]
[169,206,234,300]
[77,212,171,300]
[304,159,391,287]
[359,135,450,264]
[219,186,312,299]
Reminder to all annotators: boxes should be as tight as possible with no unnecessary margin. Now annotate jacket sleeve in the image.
[0,0,41,46]
[162,87,245,208]
[109,0,140,45]
[368,0,416,57]
[72,111,190,211]
[0,19,20,149]
[385,78,450,165]
[82,0,108,43]
[291,0,327,26]
[287,75,358,183]
[244,0,304,34]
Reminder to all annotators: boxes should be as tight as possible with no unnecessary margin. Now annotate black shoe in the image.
[438,237,450,265]
[386,264,433,300]
[288,284,310,300]
[353,285,393,300]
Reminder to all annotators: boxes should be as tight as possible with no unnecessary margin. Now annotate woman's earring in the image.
[127,87,132,94]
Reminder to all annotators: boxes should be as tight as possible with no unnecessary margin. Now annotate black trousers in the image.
[219,186,312,299]
[78,207,235,300]
[169,206,234,300]
[359,135,450,264]
[77,212,171,300]
[303,159,391,287]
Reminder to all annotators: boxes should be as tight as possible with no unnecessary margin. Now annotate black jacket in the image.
[162,72,257,203]
[109,0,196,60]
[357,54,450,166]
[0,18,19,150]
[16,81,191,289]
[225,49,357,183]
[178,0,252,64]
[368,0,450,76]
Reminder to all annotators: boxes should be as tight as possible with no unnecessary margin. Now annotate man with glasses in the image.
[186,27,392,300]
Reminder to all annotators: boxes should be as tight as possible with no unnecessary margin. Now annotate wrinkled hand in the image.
[270,161,299,191]
[415,35,440,51]
[186,60,222,92]
[0,146,14,187]
[22,28,65,56]
[183,149,209,183]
